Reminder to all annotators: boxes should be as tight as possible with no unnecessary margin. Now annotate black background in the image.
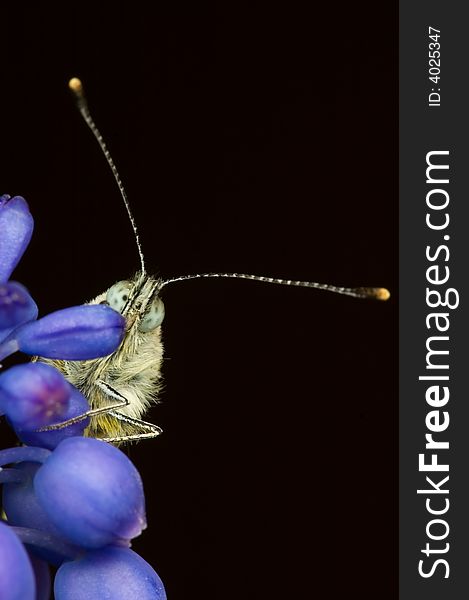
[1,5,396,599]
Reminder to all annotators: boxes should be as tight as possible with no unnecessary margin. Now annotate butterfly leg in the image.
[37,382,162,442]
[101,412,163,443]
[37,380,130,432]
[94,383,162,441]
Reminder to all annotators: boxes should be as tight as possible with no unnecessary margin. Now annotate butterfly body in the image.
[40,272,165,441]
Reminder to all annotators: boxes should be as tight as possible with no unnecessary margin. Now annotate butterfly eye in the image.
[139,297,165,333]
[105,281,132,313]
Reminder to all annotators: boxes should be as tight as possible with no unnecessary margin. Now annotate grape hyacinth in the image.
[0,196,167,599]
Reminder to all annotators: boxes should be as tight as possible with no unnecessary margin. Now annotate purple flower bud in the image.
[3,463,55,532]
[3,462,76,566]
[54,547,167,600]
[0,281,38,334]
[34,437,147,549]
[0,363,70,430]
[0,195,34,283]
[0,520,35,599]
[0,304,125,361]
[15,386,90,449]
[3,463,46,531]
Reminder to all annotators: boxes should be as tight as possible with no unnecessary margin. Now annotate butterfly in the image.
[39,78,389,444]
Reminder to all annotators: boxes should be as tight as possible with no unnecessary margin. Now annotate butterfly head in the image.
[99,273,165,334]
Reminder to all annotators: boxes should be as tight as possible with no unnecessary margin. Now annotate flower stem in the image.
[0,467,28,484]
[10,525,81,563]
[0,446,51,467]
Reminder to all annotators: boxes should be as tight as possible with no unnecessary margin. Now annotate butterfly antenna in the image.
[68,77,146,274]
[160,272,390,301]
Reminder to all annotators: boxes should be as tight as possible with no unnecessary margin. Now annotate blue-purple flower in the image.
[0,520,35,599]
[0,195,34,285]
[2,439,146,549]
[55,547,166,599]
[1,439,166,598]
[0,195,166,598]
[0,363,71,431]
[0,194,125,438]
[0,281,38,343]
[16,388,90,450]
[34,437,147,549]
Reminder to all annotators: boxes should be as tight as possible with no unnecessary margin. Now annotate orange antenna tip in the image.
[68,77,83,94]
[375,287,391,301]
